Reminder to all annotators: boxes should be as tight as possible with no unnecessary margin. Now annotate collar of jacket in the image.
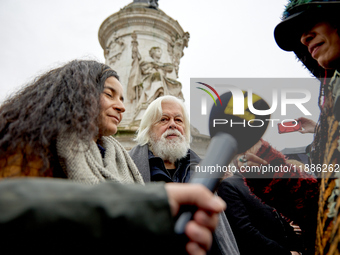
[148,149,200,183]
[128,144,201,183]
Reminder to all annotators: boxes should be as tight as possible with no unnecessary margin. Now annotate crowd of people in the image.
[0,0,339,254]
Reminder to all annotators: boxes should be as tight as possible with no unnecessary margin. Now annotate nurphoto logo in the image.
[196,82,222,115]
[196,82,313,128]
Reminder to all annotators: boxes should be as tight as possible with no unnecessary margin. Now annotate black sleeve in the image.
[217,180,291,255]
[0,178,185,254]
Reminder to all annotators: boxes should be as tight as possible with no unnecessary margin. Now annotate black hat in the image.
[274,0,340,52]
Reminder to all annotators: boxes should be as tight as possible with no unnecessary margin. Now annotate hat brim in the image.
[274,2,340,52]
[274,11,308,52]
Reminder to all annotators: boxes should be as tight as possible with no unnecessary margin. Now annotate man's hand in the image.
[289,221,302,235]
[235,139,268,169]
[165,183,226,255]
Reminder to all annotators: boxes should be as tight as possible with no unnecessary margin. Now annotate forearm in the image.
[0,178,179,253]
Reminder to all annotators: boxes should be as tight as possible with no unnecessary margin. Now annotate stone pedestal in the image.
[190,126,211,159]
[98,2,189,128]
[98,2,209,156]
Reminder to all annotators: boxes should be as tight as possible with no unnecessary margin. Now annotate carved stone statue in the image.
[127,33,183,112]
[105,35,126,66]
[168,32,190,78]
[149,0,159,8]
[133,0,158,8]
[137,46,183,107]
[127,32,142,102]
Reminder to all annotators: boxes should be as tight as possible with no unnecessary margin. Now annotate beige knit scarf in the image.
[57,133,144,185]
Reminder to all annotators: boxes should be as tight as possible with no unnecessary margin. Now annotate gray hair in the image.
[134,95,190,146]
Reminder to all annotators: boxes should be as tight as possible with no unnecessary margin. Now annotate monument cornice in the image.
[98,5,185,49]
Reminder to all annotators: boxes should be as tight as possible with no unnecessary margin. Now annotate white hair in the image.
[134,95,190,146]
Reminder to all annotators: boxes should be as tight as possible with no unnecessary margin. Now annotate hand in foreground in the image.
[296,117,316,134]
[165,183,226,255]
[289,221,302,235]
[289,221,302,255]
[235,139,268,169]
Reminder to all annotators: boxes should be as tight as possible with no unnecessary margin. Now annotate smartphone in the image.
[278,120,302,134]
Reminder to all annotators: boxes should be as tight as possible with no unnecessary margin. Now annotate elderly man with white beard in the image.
[129,95,240,255]
[130,95,196,182]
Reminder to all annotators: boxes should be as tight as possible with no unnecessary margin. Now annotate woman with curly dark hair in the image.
[0,60,226,255]
[0,59,144,184]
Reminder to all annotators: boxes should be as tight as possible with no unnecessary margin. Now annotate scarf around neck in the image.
[57,132,144,185]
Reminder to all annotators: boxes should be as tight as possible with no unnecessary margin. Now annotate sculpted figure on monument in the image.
[126,32,184,115]
[137,46,183,107]
[168,33,189,78]
[133,0,149,3]
[133,0,158,7]
[127,32,142,102]
[105,36,126,66]
[149,0,159,8]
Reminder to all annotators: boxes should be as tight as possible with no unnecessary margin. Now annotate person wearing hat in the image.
[274,1,340,254]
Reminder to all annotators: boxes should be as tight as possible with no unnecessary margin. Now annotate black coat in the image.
[217,173,300,255]
[0,178,187,255]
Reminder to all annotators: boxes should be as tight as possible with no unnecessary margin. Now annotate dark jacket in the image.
[217,173,300,255]
[129,144,200,183]
[129,144,240,255]
[0,178,188,255]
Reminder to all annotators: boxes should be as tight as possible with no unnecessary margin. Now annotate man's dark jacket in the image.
[0,178,186,254]
[129,144,200,183]
[217,173,301,255]
[129,144,240,255]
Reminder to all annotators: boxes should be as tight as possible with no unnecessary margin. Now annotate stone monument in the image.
[98,1,210,156]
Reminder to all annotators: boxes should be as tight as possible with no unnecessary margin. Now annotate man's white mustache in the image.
[162,129,183,139]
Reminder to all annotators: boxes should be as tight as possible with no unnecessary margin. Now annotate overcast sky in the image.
[0,0,319,149]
